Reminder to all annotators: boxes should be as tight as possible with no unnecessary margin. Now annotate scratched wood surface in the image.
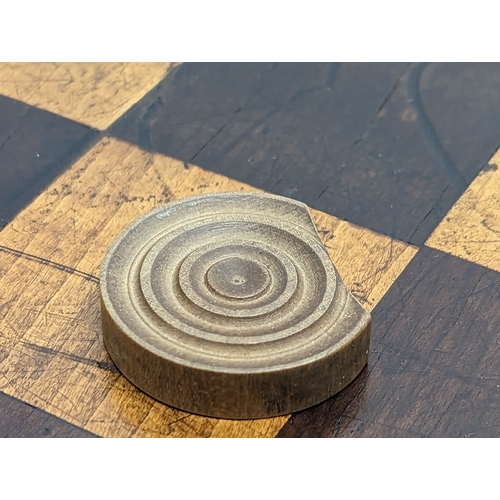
[0,94,96,229]
[0,391,96,438]
[426,149,500,272]
[0,63,178,129]
[0,137,416,437]
[1,62,500,437]
[279,245,500,438]
[111,63,500,245]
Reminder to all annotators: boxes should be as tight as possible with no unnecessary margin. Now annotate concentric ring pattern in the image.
[100,192,371,419]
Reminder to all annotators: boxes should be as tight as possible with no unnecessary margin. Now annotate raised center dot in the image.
[206,257,270,300]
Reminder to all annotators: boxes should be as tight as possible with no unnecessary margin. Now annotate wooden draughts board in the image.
[1,62,499,438]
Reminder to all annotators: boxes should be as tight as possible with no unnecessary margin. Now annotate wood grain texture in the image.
[111,62,500,244]
[0,137,417,437]
[426,148,500,272]
[0,391,97,438]
[0,63,179,130]
[0,94,96,229]
[278,246,500,438]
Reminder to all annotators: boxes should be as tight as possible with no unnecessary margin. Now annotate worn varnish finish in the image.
[2,63,500,437]
[101,192,371,419]
[279,246,500,438]
[0,94,97,229]
[0,391,96,438]
[0,137,416,437]
[426,148,500,272]
[112,62,500,244]
[0,63,179,130]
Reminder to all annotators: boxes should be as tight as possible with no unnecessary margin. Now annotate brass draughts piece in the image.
[100,192,371,419]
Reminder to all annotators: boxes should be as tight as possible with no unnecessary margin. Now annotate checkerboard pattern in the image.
[1,63,499,437]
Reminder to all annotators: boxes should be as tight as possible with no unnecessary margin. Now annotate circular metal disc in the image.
[100,192,371,419]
